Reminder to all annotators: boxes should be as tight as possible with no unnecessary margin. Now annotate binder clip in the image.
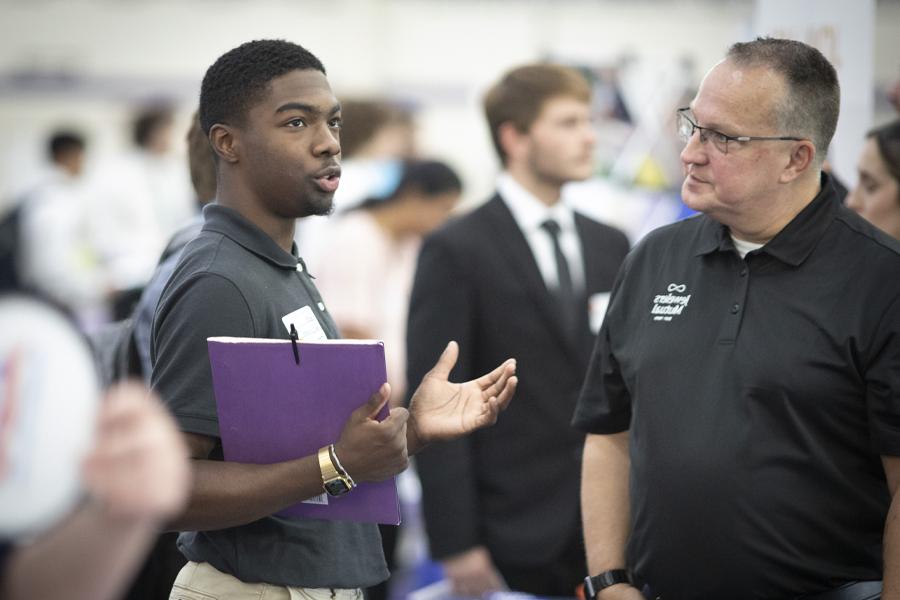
[289,323,301,365]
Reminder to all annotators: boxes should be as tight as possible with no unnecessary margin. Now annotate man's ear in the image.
[498,121,527,165]
[209,124,239,164]
[779,140,816,183]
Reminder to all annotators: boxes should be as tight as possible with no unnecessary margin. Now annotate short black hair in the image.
[727,37,840,167]
[132,107,174,148]
[357,160,462,210]
[47,131,85,162]
[199,39,326,136]
[868,119,900,186]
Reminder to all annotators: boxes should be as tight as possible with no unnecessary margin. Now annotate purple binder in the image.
[207,337,400,525]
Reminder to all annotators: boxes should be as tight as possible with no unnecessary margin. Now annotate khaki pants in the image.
[170,561,364,600]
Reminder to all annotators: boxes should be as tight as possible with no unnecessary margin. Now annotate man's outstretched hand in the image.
[407,341,516,454]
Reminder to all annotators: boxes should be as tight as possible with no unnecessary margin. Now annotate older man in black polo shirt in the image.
[575,38,900,600]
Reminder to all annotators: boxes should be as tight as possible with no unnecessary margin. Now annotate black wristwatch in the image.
[584,569,632,599]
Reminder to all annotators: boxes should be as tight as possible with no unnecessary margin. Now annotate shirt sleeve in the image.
[866,293,900,456]
[572,259,633,434]
[150,273,255,438]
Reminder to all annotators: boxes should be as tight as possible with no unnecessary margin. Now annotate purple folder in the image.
[207,337,400,525]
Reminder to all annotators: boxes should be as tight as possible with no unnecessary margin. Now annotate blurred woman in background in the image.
[847,120,900,240]
[305,158,461,600]
[307,159,462,404]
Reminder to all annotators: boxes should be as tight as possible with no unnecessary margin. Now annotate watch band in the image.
[318,444,355,495]
[584,569,632,599]
[328,444,353,482]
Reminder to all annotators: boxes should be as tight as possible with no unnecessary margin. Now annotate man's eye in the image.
[287,118,305,128]
[712,132,730,144]
[329,119,342,129]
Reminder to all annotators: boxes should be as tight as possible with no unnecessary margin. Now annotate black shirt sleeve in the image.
[151,273,255,438]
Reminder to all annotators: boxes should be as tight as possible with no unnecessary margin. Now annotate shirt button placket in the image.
[721,260,749,343]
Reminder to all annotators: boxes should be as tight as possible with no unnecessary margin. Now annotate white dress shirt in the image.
[496,172,585,293]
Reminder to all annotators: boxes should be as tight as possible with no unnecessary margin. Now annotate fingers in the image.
[335,397,410,482]
[475,358,516,390]
[353,383,391,421]
[480,360,516,398]
[379,406,409,438]
[82,383,190,521]
[491,375,517,412]
[427,341,459,380]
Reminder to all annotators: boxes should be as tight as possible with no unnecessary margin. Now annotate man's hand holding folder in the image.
[178,337,517,530]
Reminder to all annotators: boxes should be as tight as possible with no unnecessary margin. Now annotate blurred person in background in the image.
[18,130,111,325]
[338,99,417,161]
[0,383,190,600]
[133,111,217,383]
[309,159,461,402]
[306,158,461,600]
[1,220,190,600]
[407,63,630,598]
[846,120,900,240]
[106,110,216,600]
[89,106,195,320]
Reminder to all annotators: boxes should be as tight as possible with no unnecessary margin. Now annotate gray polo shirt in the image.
[151,203,387,588]
[573,175,900,599]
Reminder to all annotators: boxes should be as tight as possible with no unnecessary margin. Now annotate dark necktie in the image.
[540,218,580,340]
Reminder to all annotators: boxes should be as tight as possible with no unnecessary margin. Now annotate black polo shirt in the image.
[151,204,387,588]
[573,175,900,599]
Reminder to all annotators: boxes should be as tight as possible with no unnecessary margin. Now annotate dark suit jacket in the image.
[406,193,630,566]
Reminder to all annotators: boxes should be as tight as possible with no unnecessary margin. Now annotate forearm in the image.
[884,492,900,599]
[582,432,632,574]
[168,455,323,531]
[1,503,158,600]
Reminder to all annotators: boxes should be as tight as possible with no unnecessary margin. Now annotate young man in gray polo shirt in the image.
[150,39,517,599]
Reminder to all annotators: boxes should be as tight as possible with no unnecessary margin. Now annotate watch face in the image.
[323,477,351,497]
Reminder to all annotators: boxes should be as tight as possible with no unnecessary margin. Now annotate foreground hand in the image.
[81,383,191,522]
[335,383,409,483]
[408,341,516,452]
[442,546,506,598]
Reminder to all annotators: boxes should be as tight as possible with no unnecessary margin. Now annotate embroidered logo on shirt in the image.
[651,283,691,321]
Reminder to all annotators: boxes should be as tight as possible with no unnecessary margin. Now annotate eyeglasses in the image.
[676,107,807,155]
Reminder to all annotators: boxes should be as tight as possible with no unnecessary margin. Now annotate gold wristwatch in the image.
[318,444,355,497]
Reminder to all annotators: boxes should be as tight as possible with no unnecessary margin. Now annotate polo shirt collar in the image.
[694,173,839,266]
[201,203,300,269]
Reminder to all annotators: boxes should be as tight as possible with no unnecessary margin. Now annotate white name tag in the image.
[281,305,327,341]
[588,292,612,333]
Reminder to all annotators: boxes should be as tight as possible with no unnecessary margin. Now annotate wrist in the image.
[406,414,427,455]
[596,583,635,600]
[318,444,355,497]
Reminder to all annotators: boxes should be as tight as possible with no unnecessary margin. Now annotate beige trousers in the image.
[170,561,364,600]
